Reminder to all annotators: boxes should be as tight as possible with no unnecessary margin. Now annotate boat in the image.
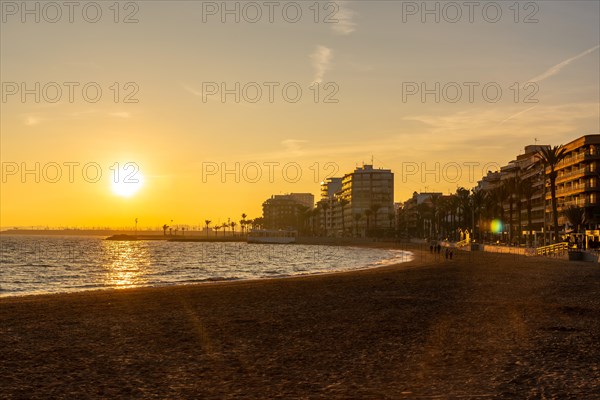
[247,229,297,244]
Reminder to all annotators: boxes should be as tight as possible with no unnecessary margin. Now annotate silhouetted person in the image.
[445,248,449,259]
[449,250,453,260]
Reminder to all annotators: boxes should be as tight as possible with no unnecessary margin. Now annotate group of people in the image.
[429,243,454,260]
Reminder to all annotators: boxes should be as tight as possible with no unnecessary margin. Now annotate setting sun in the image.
[110,163,144,198]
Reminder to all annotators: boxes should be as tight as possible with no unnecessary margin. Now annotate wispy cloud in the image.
[498,105,538,126]
[110,112,131,118]
[528,44,600,83]
[24,115,40,126]
[310,45,333,84]
[183,84,203,97]
[332,1,356,35]
[281,139,307,156]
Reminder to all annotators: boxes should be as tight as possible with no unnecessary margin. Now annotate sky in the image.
[1,0,599,229]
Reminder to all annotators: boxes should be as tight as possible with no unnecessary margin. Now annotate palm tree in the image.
[563,206,585,235]
[230,221,237,236]
[490,185,508,240]
[213,224,221,236]
[204,220,211,237]
[162,224,169,236]
[521,179,536,246]
[415,202,431,238]
[221,222,228,236]
[448,195,460,239]
[364,209,373,237]
[353,213,362,237]
[514,176,524,243]
[240,213,247,234]
[537,145,568,243]
[429,193,442,236]
[338,198,349,236]
[470,189,486,241]
[456,187,471,230]
[503,178,517,242]
[320,202,330,235]
[370,204,381,236]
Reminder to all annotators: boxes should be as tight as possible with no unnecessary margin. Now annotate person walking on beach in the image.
[445,248,449,259]
[449,250,453,260]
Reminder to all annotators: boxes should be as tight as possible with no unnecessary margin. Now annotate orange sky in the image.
[1,1,599,228]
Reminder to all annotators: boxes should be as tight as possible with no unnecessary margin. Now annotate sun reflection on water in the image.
[101,241,151,288]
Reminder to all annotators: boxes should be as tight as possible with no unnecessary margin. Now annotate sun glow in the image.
[110,163,144,198]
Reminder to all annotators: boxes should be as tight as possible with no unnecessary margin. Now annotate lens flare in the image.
[491,219,503,234]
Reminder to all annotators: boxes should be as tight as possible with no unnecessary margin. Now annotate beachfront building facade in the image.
[316,178,343,236]
[400,191,444,238]
[474,134,600,244]
[262,193,314,231]
[552,135,600,229]
[340,165,395,237]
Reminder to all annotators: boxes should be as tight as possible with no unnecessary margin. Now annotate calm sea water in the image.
[0,236,413,297]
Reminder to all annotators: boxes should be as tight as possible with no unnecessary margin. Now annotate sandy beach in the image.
[1,246,599,399]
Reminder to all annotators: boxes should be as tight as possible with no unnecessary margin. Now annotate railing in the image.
[555,183,598,196]
[455,239,471,248]
[556,167,594,182]
[535,242,569,257]
[558,152,600,168]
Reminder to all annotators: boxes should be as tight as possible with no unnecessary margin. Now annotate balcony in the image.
[558,199,594,209]
[555,183,599,197]
[557,151,600,169]
[556,167,596,183]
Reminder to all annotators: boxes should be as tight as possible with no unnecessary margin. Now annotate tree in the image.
[353,213,362,237]
[240,213,247,234]
[521,179,536,246]
[503,178,518,242]
[230,221,237,236]
[205,220,211,237]
[537,145,568,243]
[429,193,442,236]
[213,224,221,236]
[415,202,431,238]
[370,204,381,235]
[320,202,330,235]
[456,187,471,229]
[338,198,349,236]
[490,185,508,240]
[364,209,373,237]
[563,206,585,235]
[162,224,169,236]
[470,189,486,241]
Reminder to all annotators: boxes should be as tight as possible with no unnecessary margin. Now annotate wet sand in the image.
[1,246,599,399]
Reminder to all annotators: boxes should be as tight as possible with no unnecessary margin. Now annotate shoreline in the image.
[0,243,418,301]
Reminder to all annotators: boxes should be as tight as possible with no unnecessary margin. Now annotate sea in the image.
[0,235,413,297]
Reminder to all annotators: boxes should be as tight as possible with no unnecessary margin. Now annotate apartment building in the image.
[262,193,314,230]
[340,165,395,236]
[552,135,600,228]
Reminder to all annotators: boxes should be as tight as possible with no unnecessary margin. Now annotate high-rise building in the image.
[474,134,600,243]
[552,135,600,227]
[262,193,314,230]
[340,165,394,236]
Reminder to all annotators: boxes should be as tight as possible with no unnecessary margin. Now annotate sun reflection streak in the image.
[102,241,151,288]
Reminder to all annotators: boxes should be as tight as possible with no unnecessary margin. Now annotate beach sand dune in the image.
[1,247,599,399]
